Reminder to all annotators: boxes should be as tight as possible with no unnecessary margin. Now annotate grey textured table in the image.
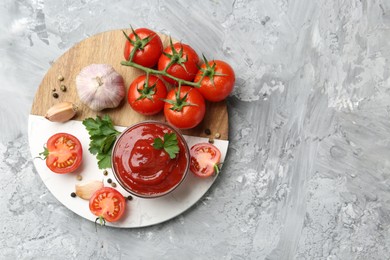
[1,0,390,259]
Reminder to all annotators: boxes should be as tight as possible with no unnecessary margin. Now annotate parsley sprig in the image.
[153,133,180,159]
[82,115,120,169]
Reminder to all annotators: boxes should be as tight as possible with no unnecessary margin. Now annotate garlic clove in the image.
[76,64,125,111]
[75,180,104,200]
[45,101,78,122]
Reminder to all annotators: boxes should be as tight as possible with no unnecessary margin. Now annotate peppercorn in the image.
[204,128,211,135]
[107,178,112,184]
[111,182,117,188]
[53,93,59,98]
[76,175,82,181]
[208,138,214,144]
[70,192,76,198]
[215,133,221,139]
[52,88,56,92]
[127,195,133,201]
[58,75,64,81]
[103,170,108,176]
[60,85,67,92]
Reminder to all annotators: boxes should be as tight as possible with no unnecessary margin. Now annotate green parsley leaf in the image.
[153,133,180,159]
[82,116,120,169]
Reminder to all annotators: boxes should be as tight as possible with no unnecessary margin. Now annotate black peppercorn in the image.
[70,192,76,198]
[107,178,112,184]
[53,93,59,98]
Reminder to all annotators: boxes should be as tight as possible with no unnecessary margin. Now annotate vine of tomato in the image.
[194,60,235,102]
[164,86,205,129]
[123,28,163,68]
[158,42,199,85]
[128,75,167,115]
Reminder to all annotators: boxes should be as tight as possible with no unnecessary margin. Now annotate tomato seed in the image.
[204,128,211,135]
[70,192,76,198]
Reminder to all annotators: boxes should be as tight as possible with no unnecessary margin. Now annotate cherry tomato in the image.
[194,60,235,102]
[158,42,199,85]
[40,133,83,174]
[190,143,221,178]
[164,86,205,129]
[89,187,126,223]
[128,75,167,115]
[124,28,163,68]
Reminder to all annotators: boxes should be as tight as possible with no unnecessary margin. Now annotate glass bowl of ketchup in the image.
[111,121,190,198]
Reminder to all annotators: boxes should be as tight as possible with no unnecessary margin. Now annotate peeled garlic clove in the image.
[76,64,125,111]
[75,180,104,200]
[45,101,78,122]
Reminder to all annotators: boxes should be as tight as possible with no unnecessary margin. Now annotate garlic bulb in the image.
[76,64,125,111]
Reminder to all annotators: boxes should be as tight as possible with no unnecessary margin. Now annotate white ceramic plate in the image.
[28,115,228,228]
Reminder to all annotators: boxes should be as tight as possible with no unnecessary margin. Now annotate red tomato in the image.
[40,133,83,174]
[158,43,199,85]
[128,75,167,115]
[89,187,126,223]
[190,143,221,178]
[164,86,205,129]
[124,28,163,68]
[194,60,235,102]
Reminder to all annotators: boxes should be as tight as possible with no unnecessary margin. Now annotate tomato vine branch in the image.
[121,60,203,87]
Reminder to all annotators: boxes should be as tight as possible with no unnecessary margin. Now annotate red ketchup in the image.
[112,122,189,198]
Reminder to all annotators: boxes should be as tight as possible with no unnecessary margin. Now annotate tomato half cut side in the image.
[190,143,221,178]
[43,133,83,174]
[89,187,126,223]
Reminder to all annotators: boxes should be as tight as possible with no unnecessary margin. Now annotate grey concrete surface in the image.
[1,0,390,259]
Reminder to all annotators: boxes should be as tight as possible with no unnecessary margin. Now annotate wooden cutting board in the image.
[31,29,229,140]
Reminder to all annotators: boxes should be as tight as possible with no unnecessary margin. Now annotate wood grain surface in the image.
[31,29,228,140]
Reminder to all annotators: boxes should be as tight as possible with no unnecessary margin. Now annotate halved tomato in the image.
[89,187,126,223]
[40,133,83,174]
[190,143,221,178]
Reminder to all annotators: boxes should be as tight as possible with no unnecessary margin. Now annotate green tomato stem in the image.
[121,60,201,88]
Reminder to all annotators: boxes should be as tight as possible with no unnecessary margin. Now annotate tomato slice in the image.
[89,187,126,222]
[190,143,221,178]
[42,133,83,174]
